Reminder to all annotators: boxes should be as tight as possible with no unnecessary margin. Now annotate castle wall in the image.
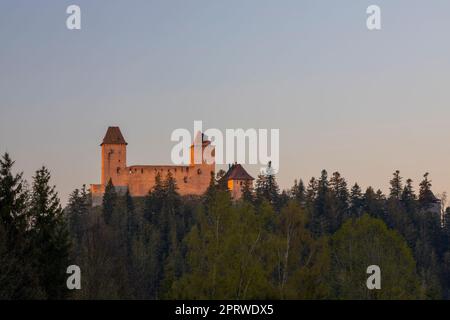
[125,163,214,196]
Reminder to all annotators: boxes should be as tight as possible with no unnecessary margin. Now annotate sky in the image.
[2,0,450,205]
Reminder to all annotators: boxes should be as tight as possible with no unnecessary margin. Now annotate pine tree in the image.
[419,172,436,210]
[363,187,385,220]
[389,170,403,200]
[102,179,117,225]
[291,179,306,205]
[314,170,331,235]
[305,177,318,207]
[144,172,165,223]
[401,178,417,212]
[330,171,349,226]
[241,179,254,204]
[349,183,363,217]
[255,162,280,209]
[67,184,89,244]
[0,153,43,299]
[0,153,28,243]
[29,166,70,299]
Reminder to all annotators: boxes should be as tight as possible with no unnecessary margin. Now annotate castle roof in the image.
[101,127,127,145]
[220,163,254,181]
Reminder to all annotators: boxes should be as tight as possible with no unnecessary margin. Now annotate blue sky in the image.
[2,0,450,204]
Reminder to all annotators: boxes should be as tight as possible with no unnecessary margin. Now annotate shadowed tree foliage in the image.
[331,215,422,299]
[4,152,450,300]
[29,166,70,299]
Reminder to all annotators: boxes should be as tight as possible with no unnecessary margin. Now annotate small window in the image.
[184,176,188,183]
[197,168,201,175]
[141,169,144,174]
[117,167,120,174]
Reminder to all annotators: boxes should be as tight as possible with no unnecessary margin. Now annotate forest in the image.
[1,152,450,299]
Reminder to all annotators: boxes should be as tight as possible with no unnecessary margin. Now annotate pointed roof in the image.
[101,127,127,146]
[220,163,254,181]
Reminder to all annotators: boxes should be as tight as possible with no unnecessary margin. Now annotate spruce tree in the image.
[419,172,435,210]
[401,178,417,213]
[0,153,28,243]
[144,172,165,223]
[102,179,117,225]
[241,179,254,204]
[389,170,403,200]
[330,171,349,226]
[29,166,70,299]
[0,153,43,299]
[291,179,306,205]
[349,183,363,217]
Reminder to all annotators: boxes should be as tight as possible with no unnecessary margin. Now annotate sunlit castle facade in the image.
[90,126,253,205]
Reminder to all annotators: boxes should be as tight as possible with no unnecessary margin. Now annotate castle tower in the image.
[219,163,254,199]
[101,126,127,187]
[190,132,215,166]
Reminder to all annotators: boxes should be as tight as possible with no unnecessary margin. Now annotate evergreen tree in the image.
[313,170,331,235]
[401,178,417,211]
[102,179,117,225]
[0,153,28,238]
[291,179,305,205]
[330,171,349,227]
[255,162,280,209]
[349,183,363,217]
[67,185,89,244]
[0,153,43,299]
[305,177,318,207]
[363,187,385,220]
[241,179,254,204]
[419,172,436,210]
[389,170,403,200]
[29,166,70,299]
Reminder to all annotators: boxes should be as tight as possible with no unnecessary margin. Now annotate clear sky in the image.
[2,0,450,205]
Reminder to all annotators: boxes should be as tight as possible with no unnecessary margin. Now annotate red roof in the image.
[220,163,254,181]
[101,127,127,145]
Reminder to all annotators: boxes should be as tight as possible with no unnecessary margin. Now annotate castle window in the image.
[141,169,144,174]
[184,176,188,183]
[117,167,120,174]
[197,168,201,175]
[186,167,189,173]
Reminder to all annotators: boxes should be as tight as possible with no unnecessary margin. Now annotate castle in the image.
[91,127,254,205]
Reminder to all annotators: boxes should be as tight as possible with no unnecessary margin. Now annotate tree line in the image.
[1,152,450,299]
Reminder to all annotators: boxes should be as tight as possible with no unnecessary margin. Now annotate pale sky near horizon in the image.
[2,0,450,205]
